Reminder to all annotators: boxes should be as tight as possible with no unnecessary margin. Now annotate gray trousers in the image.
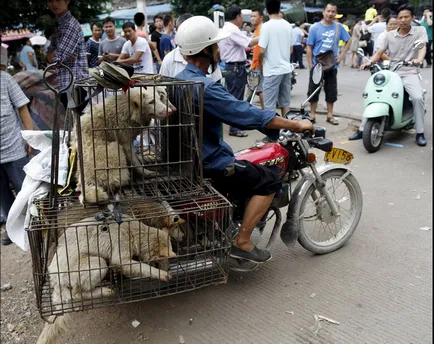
[360,74,425,134]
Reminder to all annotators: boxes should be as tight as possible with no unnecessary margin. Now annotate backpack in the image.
[360,28,371,42]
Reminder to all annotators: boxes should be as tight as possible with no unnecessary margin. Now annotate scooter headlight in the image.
[373,73,386,86]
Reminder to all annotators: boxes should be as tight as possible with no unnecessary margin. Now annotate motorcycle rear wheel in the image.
[297,169,363,254]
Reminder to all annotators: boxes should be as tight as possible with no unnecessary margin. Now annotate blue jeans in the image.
[0,156,29,222]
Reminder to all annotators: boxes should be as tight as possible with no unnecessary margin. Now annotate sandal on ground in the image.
[311,119,316,124]
[229,130,248,137]
[326,117,339,125]
[230,245,272,263]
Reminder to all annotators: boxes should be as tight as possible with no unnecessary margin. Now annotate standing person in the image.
[98,17,127,64]
[0,47,33,245]
[249,7,265,109]
[365,2,377,23]
[306,2,351,125]
[117,22,153,74]
[421,7,432,67]
[19,38,38,71]
[291,21,306,69]
[151,14,164,73]
[354,5,428,146]
[159,15,175,58]
[350,18,363,68]
[46,0,88,111]
[134,12,163,68]
[86,23,102,68]
[218,6,259,137]
[258,0,293,115]
[337,17,350,66]
[366,8,391,46]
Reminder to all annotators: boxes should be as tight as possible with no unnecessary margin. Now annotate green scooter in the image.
[357,40,426,153]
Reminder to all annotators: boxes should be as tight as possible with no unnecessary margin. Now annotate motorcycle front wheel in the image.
[297,169,363,254]
[363,119,384,153]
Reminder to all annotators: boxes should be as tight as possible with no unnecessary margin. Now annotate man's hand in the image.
[412,59,422,66]
[360,62,371,70]
[25,144,34,156]
[295,119,314,132]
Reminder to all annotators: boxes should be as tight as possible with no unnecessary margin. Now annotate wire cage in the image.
[27,182,232,319]
[70,74,205,205]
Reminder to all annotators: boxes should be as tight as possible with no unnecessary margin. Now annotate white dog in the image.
[37,215,176,344]
[71,86,176,203]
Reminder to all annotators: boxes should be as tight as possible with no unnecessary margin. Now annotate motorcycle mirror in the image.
[357,48,365,56]
[312,63,323,85]
[413,40,425,50]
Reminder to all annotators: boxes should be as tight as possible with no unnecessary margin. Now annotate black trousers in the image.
[425,40,432,66]
[224,62,247,133]
[291,45,305,68]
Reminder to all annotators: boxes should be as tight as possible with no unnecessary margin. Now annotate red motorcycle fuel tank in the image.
[234,143,289,176]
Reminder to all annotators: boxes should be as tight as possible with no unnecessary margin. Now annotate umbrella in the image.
[30,36,47,46]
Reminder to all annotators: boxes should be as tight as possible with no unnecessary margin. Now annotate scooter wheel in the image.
[363,119,384,153]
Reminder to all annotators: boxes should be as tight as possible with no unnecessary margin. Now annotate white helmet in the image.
[176,16,230,56]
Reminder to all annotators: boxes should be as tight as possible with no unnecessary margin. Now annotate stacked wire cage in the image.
[27,73,233,320]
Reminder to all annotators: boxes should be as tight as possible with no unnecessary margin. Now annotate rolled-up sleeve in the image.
[204,82,278,131]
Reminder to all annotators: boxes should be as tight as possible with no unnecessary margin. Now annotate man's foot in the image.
[349,130,363,140]
[230,245,272,263]
[416,133,427,146]
[229,130,248,137]
[326,117,339,125]
[2,231,12,246]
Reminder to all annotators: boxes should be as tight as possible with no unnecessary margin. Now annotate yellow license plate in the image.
[324,148,354,164]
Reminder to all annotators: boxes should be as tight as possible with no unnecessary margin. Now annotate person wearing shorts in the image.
[306,3,351,125]
[258,0,294,115]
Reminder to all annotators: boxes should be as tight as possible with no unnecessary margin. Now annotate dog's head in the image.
[130,86,176,122]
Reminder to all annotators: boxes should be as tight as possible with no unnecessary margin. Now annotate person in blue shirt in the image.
[175,16,313,263]
[306,2,351,126]
[19,38,38,71]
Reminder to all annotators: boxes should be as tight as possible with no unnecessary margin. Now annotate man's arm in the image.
[306,45,313,69]
[117,51,144,64]
[266,115,313,132]
[248,36,259,47]
[28,51,37,67]
[18,105,33,130]
[258,47,265,73]
[427,13,433,26]
[54,21,81,62]
[414,44,426,64]
[337,38,352,64]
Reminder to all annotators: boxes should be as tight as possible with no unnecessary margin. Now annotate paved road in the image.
[1,66,432,344]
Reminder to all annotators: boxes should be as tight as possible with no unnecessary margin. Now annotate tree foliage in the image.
[0,0,106,31]
[171,0,266,17]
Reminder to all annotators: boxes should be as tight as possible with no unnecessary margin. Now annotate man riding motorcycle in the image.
[357,4,428,147]
[175,16,313,263]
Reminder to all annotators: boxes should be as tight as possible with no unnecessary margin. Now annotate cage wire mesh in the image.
[27,73,234,320]
[71,74,205,205]
[28,182,232,319]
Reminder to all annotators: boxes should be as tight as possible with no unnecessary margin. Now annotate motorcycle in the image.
[357,40,426,153]
[224,64,363,271]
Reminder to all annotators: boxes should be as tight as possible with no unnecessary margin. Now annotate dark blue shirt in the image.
[159,33,174,57]
[176,64,279,172]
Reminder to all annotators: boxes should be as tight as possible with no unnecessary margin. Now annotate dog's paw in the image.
[80,186,109,204]
[160,271,172,282]
[101,287,115,298]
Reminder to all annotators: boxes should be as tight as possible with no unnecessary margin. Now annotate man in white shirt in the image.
[218,6,259,137]
[160,13,222,82]
[367,8,391,45]
[259,0,293,115]
[291,21,306,69]
[117,22,153,74]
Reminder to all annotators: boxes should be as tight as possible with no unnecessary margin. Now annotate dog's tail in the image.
[37,313,72,344]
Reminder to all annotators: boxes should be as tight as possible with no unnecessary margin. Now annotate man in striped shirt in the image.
[46,0,88,110]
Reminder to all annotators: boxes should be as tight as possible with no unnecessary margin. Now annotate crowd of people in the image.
[0,0,431,260]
